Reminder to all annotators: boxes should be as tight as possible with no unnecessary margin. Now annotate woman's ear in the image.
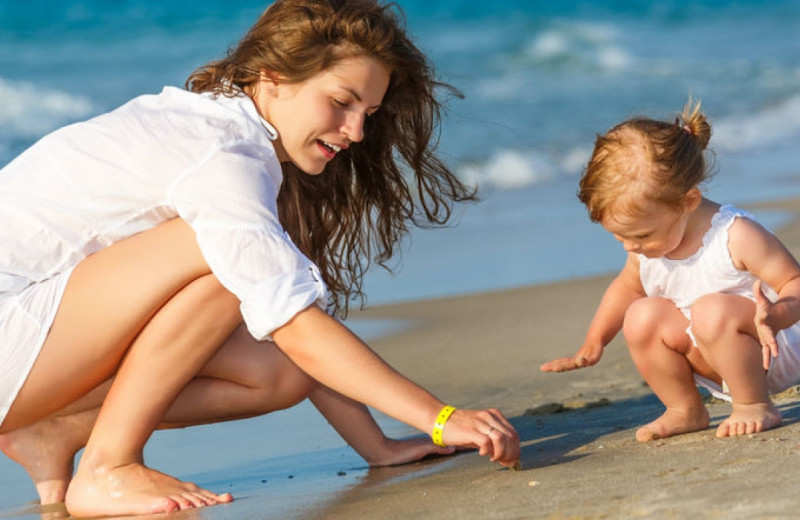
[259,70,282,97]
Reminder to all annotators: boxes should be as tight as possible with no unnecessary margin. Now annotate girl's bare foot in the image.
[635,406,710,442]
[0,410,95,505]
[64,460,233,517]
[716,401,782,437]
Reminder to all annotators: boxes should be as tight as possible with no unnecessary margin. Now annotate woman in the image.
[0,0,520,516]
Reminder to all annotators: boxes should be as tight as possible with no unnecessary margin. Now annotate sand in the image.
[3,197,800,519]
[305,196,800,520]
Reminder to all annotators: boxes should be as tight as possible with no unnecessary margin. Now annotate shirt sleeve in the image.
[168,143,328,341]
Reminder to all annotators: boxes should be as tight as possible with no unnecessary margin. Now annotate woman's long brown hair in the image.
[186,0,475,316]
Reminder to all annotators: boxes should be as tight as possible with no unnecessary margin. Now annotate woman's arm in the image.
[272,307,520,465]
[310,385,455,466]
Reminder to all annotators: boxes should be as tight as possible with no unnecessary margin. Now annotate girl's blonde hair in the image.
[186,0,475,316]
[578,99,713,222]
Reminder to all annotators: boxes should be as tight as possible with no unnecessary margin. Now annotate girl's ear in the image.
[684,187,702,212]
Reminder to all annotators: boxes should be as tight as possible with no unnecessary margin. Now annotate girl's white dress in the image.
[638,204,800,400]
[0,87,328,424]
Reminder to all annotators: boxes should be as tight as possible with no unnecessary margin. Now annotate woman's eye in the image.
[333,99,348,108]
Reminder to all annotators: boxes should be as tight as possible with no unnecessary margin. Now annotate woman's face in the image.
[251,55,391,175]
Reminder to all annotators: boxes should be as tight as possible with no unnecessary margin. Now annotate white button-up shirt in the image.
[0,86,328,342]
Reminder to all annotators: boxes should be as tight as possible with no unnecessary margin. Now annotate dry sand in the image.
[5,197,800,520]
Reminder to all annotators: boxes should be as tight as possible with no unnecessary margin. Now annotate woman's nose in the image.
[342,112,365,143]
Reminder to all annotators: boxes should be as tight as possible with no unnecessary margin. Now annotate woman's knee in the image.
[252,351,315,412]
[218,331,315,412]
[274,365,316,410]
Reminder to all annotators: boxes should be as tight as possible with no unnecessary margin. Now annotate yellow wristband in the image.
[431,405,457,447]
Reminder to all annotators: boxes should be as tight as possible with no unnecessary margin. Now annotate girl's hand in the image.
[754,280,779,370]
[367,437,455,467]
[539,343,603,372]
[440,408,520,468]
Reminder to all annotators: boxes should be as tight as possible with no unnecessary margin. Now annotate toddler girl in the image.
[541,100,800,442]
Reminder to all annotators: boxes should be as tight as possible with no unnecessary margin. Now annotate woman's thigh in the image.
[3,219,218,430]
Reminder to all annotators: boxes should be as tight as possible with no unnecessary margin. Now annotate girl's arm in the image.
[728,217,800,366]
[272,307,520,466]
[540,253,645,372]
[310,385,455,466]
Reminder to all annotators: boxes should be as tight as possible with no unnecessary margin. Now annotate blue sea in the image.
[1,0,800,515]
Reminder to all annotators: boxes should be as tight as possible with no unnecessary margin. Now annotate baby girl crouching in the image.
[541,98,800,441]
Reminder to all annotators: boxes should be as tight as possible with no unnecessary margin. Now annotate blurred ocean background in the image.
[2,0,800,305]
[2,0,800,514]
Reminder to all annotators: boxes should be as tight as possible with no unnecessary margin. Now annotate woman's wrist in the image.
[430,405,457,447]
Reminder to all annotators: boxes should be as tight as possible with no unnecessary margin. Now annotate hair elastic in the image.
[431,405,457,447]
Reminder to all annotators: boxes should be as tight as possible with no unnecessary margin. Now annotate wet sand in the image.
[3,197,800,519]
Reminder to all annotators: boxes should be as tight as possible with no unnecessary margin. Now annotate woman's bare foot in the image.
[0,409,96,505]
[635,406,710,442]
[64,460,233,517]
[716,401,782,437]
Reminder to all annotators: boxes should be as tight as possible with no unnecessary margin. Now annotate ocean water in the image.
[2,0,800,513]
[2,0,800,306]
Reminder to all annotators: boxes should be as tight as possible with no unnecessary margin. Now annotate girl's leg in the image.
[623,297,714,442]
[1,219,242,516]
[691,293,781,437]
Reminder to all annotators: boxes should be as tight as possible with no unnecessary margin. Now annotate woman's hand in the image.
[367,437,455,467]
[753,280,779,370]
[539,343,603,372]
[439,408,520,468]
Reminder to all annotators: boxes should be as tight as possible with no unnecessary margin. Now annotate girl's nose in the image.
[621,239,638,252]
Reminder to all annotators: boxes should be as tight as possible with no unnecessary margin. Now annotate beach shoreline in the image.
[305,195,800,520]
[3,196,800,519]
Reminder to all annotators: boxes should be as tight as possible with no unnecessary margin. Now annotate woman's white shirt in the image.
[0,86,328,341]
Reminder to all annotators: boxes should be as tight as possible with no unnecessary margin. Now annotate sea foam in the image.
[0,77,93,140]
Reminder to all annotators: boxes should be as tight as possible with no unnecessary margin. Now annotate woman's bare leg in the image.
[691,294,782,437]
[1,325,315,507]
[0,381,106,506]
[0,219,243,516]
[623,297,714,441]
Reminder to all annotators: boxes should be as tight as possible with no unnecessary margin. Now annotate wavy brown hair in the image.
[186,0,475,316]
[578,98,714,223]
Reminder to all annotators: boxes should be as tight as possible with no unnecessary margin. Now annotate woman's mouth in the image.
[317,139,342,159]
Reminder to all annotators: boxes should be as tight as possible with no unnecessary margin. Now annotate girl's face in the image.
[601,193,700,259]
[251,55,391,175]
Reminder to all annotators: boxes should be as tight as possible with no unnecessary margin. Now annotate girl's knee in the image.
[690,293,752,346]
[623,298,672,345]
